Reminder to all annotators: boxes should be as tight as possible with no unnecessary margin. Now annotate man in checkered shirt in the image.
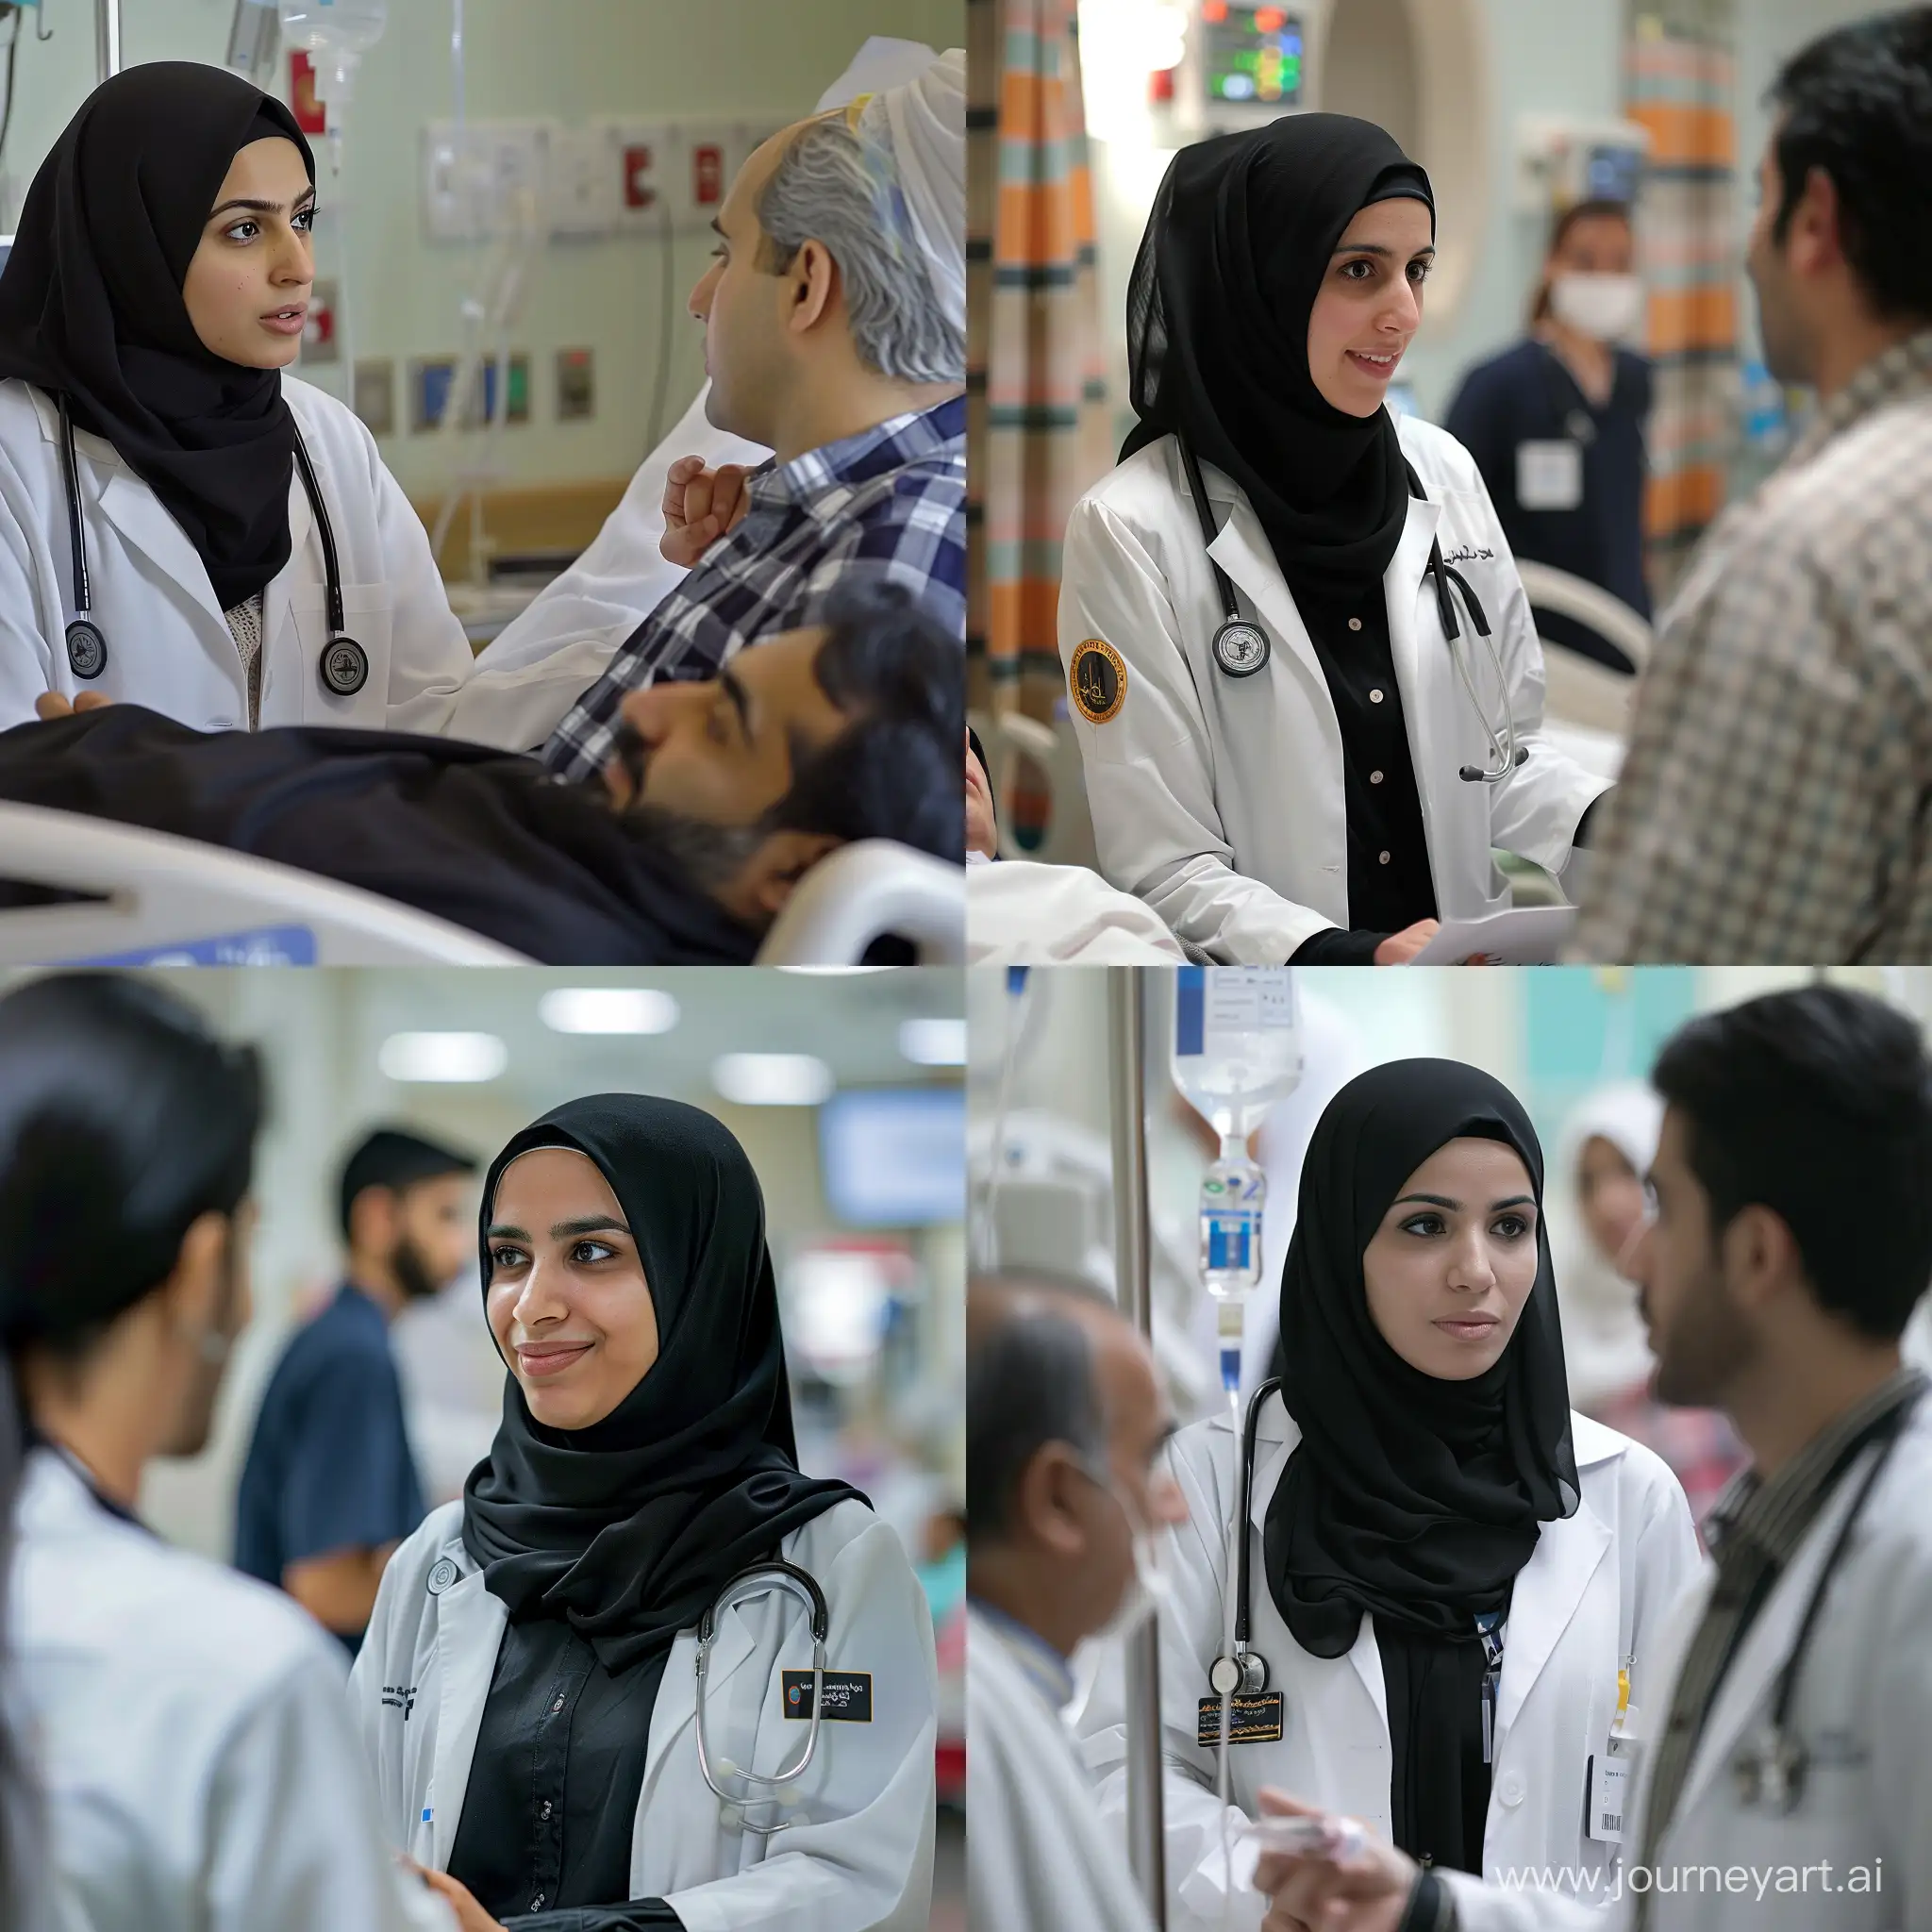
[1577,10,1932,963]
[540,53,966,786]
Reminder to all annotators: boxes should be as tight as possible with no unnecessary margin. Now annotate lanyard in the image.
[1476,1610,1506,1765]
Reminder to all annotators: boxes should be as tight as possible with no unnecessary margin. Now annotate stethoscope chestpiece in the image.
[65,617,108,682]
[1212,618,1271,678]
[319,635,370,697]
[1209,1650,1270,1697]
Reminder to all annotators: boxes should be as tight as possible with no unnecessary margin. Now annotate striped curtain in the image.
[965,0,1112,727]
[1624,4,1737,591]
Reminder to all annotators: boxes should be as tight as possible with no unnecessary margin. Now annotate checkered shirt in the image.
[1575,329,1932,962]
[541,395,966,781]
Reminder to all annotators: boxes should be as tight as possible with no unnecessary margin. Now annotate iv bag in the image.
[1170,967,1306,1143]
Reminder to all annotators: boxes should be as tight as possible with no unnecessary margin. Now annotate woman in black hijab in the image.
[1057,114,1607,969]
[0,62,469,732]
[348,1095,938,1932]
[1075,1060,1698,1912]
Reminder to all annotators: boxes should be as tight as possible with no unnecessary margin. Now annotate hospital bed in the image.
[0,805,964,967]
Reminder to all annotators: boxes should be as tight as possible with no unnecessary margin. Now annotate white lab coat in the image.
[446,383,770,753]
[0,375,474,734]
[1442,1393,1932,1932]
[966,1606,1156,1932]
[1058,417,1612,962]
[350,1494,938,1932]
[9,1448,454,1932]
[1075,1395,1703,1930]
[965,853,1190,963]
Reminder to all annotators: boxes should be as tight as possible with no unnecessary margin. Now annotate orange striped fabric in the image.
[1625,22,1738,580]
[965,0,1113,723]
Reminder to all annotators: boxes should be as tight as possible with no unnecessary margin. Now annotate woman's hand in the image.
[1251,1790,1414,1932]
[407,1863,507,1932]
[1373,919,1438,965]
[34,690,115,722]
[660,456,751,566]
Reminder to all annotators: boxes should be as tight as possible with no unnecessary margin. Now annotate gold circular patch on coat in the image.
[1070,638,1126,725]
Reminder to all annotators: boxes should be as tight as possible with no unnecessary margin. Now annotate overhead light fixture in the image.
[712,1052,836,1108]
[898,1017,967,1067]
[539,988,679,1035]
[378,1032,508,1084]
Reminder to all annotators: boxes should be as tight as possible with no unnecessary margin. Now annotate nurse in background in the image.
[1551,1082,1745,1534]
[1445,200,1653,673]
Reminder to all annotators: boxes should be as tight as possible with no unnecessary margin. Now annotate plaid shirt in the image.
[1630,1367,1926,1932]
[541,395,966,781]
[1575,329,1932,962]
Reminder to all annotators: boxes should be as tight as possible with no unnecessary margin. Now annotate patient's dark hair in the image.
[772,579,964,862]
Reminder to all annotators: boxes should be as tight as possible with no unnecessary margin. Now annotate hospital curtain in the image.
[1624,5,1737,591]
[965,0,1112,741]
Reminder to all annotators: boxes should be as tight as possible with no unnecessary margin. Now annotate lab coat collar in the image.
[1382,491,1448,834]
[1236,1391,1619,1738]
[636,1575,768,1830]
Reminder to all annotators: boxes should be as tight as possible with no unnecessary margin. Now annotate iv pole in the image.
[94,0,122,79]
[1108,967,1168,1931]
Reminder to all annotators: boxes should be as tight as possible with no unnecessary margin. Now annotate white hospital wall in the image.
[0,0,960,492]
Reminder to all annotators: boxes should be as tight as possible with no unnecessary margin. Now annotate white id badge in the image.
[1586,1752,1630,1844]
[1517,439,1585,511]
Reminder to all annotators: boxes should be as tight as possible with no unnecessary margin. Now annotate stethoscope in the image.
[1209,1374,1283,1699]
[1177,439,1528,785]
[692,1558,830,1837]
[56,394,371,699]
[1730,1383,1923,1816]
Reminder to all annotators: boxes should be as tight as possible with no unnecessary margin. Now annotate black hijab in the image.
[0,63,312,609]
[1122,113,1434,593]
[462,1095,864,1674]
[1264,1058,1578,1659]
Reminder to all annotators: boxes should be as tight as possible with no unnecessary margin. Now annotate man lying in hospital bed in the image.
[443,41,966,762]
[0,584,959,965]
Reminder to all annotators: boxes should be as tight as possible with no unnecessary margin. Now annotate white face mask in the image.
[1550,272,1645,342]
[1083,1466,1178,1642]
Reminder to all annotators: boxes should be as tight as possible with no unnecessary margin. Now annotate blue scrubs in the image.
[1444,340,1653,672]
[234,1283,425,1657]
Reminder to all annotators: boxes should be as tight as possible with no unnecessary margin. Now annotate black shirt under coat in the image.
[447,1617,681,1930]
[1289,573,1438,939]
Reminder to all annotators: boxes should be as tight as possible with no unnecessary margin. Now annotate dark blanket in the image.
[0,709,764,965]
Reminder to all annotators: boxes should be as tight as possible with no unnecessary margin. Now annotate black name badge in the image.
[1197,1692,1285,1747]
[783,1670,874,1723]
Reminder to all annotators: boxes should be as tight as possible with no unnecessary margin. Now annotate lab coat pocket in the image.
[288,584,395,728]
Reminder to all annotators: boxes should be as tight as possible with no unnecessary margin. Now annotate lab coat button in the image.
[1499,1773,1525,1807]
[426,1558,459,1595]
[1370,688,1385,703]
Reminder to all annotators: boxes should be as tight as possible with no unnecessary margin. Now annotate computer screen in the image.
[818,1087,966,1228]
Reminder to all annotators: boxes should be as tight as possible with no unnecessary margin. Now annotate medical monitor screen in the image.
[819,1088,966,1228]
[1202,3,1304,108]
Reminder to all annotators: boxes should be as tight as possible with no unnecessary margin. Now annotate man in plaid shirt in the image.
[1577,10,1932,963]
[541,54,966,785]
